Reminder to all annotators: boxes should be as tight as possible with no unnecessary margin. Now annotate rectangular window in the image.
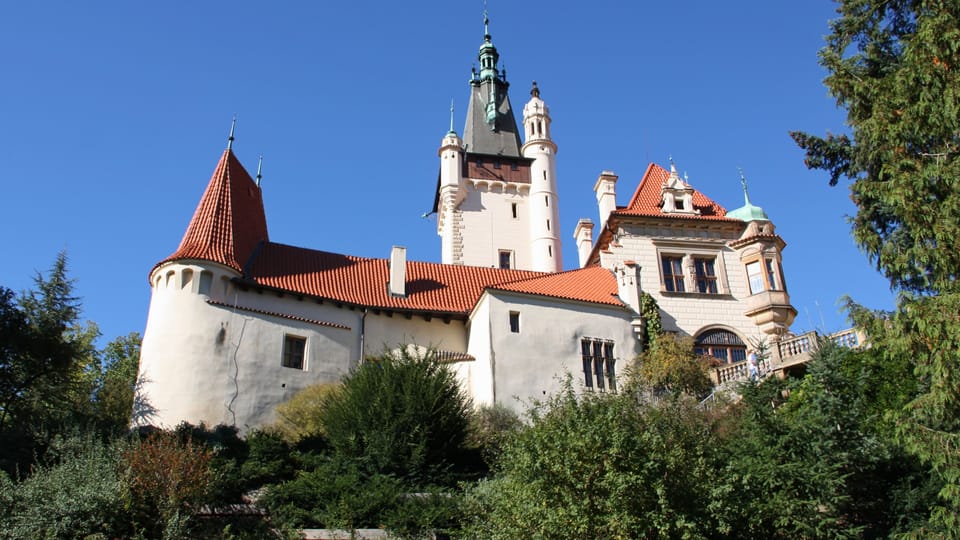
[603,342,616,392]
[765,259,781,291]
[694,258,718,294]
[581,339,593,389]
[662,256,685,292]
[509,311,520,333]
[499,250,512,270]
[746,261,764,294]
[282,335,306,370]
[494,160,501,169]
[511,203,518,219]
[592,341,605,391]
[510,162,518,171]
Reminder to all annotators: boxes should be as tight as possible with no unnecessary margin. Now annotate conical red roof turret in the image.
[157,149,269,274]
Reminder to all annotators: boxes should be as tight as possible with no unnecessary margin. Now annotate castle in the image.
[138,17,797,430]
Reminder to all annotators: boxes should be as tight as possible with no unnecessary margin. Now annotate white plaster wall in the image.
[462,297,494,405]
[140,262,357,431]
[468,291,640,413]
[458,185,531,269]
[362,312,467,358]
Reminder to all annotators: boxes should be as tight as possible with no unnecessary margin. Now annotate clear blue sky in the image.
[0,1,893,346]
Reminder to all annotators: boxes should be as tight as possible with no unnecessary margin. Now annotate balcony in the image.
[710,328,866,385]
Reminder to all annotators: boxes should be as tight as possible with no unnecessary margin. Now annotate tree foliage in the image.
[462,384,722,539]
[792,2,960,532]
[318,347,477,487]
[630,333,714,399]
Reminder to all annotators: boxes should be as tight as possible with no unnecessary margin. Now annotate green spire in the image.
[725,168,769,221]
[447,100,457,136]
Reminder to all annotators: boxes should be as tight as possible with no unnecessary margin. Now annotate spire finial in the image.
[483,1,490,40]
[448,99,456,135]
[739,167,751,204]
[227,114,237,150]
[256,154,263,187]
[531,80,540,98]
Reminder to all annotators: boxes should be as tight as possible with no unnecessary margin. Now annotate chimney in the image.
[573,219,594,268]
[388,246,407,297]
[594,171,618,228]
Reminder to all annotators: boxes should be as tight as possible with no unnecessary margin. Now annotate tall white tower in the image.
[521,81,561,272]
[431,13,563,272]
[437,106,464,265]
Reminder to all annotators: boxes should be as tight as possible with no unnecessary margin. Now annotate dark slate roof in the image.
[463,80,523,158]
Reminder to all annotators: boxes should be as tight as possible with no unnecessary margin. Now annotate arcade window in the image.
[694,329,746,364]
[282,335,306,370]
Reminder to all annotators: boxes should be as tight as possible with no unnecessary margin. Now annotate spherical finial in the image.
[530,80,540,98]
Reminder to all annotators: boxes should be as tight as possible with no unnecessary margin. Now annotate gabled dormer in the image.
[660,163,699,215]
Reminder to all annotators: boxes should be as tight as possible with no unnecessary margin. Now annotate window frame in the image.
[509,311,520,333]
[661,255,686,293]
[653,242,731,295]
[694,257,719,294]
[282,334,307,370]
[744,255,786,295]
[580,338,617,393]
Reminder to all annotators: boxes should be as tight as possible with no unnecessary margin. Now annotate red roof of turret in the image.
[614,163,738,222]
[158,149,269,273]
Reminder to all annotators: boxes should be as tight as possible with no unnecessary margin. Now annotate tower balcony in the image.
[743,290,797,337]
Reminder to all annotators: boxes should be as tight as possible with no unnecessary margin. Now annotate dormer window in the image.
[675,199,685,211]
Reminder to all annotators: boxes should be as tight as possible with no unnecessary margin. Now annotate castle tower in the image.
[437,104,465,265]
[433,13,562,271]
[521,82,561,272]
[138,128,270,428]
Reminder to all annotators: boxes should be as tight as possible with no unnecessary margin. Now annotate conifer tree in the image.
[791,1,960,533]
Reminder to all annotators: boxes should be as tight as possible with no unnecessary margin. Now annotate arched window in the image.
[694,329,746,364]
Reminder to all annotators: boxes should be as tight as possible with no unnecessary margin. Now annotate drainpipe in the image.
[358,308,368,365]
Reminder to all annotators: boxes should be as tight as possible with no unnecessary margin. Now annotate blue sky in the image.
[0,1,893,345]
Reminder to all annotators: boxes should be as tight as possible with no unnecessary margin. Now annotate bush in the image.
[0,436,124,540]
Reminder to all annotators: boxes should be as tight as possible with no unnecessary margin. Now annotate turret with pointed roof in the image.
[157,142,269,275]
[463,13,523,158]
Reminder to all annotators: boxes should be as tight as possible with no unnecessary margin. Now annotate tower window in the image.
[543,171,547,180]
[282,335,307,370]
[548,245,552,257]
[546,219,551,231]
[545,195,549,206]
[499,250,513,269]
[511,203,518,219]
[509,311,520,333]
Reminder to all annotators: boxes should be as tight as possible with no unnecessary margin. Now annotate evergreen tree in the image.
[792,2,960,533]
[0,252,99,474]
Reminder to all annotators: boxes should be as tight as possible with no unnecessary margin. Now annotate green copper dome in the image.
[726,170,769,222]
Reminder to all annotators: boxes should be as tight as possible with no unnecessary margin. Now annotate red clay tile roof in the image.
[488,266,625,307]
[614,163,739,222]
[244,243,547,315]
[157,149,269,273]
